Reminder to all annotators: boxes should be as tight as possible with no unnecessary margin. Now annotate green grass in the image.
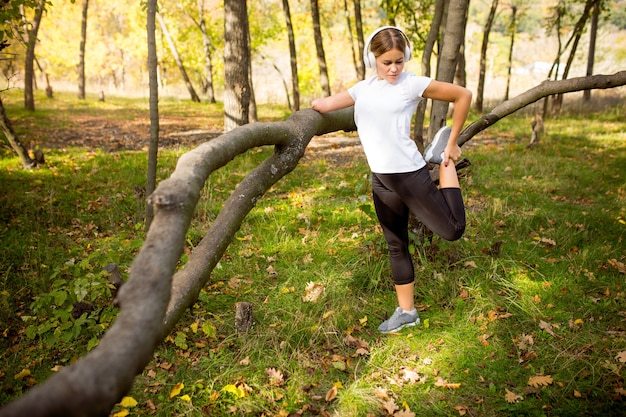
[0,91,625,416]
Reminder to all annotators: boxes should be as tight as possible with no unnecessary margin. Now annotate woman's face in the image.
[375,48,405,83]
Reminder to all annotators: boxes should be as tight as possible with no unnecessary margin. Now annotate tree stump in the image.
[528,113,544,148]
[235,302,253,333]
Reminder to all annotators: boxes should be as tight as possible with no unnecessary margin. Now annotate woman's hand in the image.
[443,143,462,167]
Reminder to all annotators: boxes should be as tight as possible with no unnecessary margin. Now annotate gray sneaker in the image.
[378,307,420,333]
[423,126,451,164]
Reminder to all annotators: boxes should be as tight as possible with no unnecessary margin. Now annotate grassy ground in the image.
[0,91,625,416]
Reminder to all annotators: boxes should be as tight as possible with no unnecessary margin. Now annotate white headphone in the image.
[363,26,412,69]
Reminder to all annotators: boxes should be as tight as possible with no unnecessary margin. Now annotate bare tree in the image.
[223,0,251,131]
[186,0,217,103]
[77,0,88,100]
[430,0,468,139]
[475,0,499,112]
[310,0,331,96]
[583,0,601,102]
[353,0,365,80]
[281,0,300,110]
[504,4,518,101]
[156,12,201,103]
[0,96,36,168]
[145,0,159,229]
[23,0,45,111]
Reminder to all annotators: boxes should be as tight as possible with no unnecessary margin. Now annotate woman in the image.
[312,26,472,333]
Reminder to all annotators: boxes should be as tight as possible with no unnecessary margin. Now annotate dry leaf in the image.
[381,398,399,415]
[505,388,523,403]
[434,377,461,389]
[616,351,626,363]
[395,410,416,417]
[539,320,557,337]
[528,375,553,388]
[607,259,626,274]
[265,368,285,386]
[302,281,325,302]
[454,405,469,415]
[374,387,390,400]
[325,385,338,402]
[573,390,582,398]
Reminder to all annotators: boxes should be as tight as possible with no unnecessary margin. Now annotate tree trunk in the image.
[2,71,626,416]
[353,0,365,80]
[414,0,446,150]
[475,0,499,113]
[146,0,159,229]
[504,5,517,101]
[197,0,216,103]
[583,0,600,102]
[430,0,468,139]
[156,13,201,103]
[24,0,45,111]
[282,0,300,111]
[247,29,258,123]
[223,0,251,131]
[0,96,36,168]
[554,0,594,112]
[343,0,358,80]
[310,0,331,96]
[77,0,89,100]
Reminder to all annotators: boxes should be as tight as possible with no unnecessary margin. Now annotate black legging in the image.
[372,167,466,285]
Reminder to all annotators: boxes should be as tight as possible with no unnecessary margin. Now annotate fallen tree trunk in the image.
[2,71,625,416]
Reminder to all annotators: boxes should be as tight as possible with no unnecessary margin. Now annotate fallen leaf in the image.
[381,398,399,414]
[169,382,184,398]
[435,377,461,389]
[528,375,553,388]
[454,405,469,415]
[302,281,325,302]
[117,397,138,407]
[616,351,626,363]
[395,410,416,417]
[13,369,30,380]
[505,388,523,403]
[539,320,557,337]
[607,259,626,274]
[325,385,338,402]
[112,410,129,417]
[265,368,285,386]
[239,356,250,366]
[573,390,582,398]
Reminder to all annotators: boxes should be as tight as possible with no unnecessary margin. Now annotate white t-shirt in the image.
[348,72,432,173]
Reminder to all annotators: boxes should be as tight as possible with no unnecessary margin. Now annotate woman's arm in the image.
[311,91,355,114]
[422,80,472,164]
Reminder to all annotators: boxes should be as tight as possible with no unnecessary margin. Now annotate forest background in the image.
[3,0,626,107]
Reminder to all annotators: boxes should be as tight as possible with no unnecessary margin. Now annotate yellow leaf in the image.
[359,316,368,325]
[14,369,30,380]
[528,375,553,388]
[117,396,138,407]
[112,410,129,417]
[221,384,246,398]
[169,382,184,398]
[190,321,199,333]
[179,395,191,402]
[574,318,584,325]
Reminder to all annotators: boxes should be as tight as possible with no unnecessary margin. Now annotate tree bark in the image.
[504,5,517,101]
[0,96,36,168]
[310,0,331,96]
[224,0,251,131]
[584,0,600,102]
[414,0,446,150]
[475,0,499,113]
[459,71,626,146]
[77,0,88,100]
[430,0,468,140]
[196,0,216,103]
[145,0,159,229]
[24,0,45,111]
[353,0,365,80]
[282,0,300,111]
[156,13,201,103]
